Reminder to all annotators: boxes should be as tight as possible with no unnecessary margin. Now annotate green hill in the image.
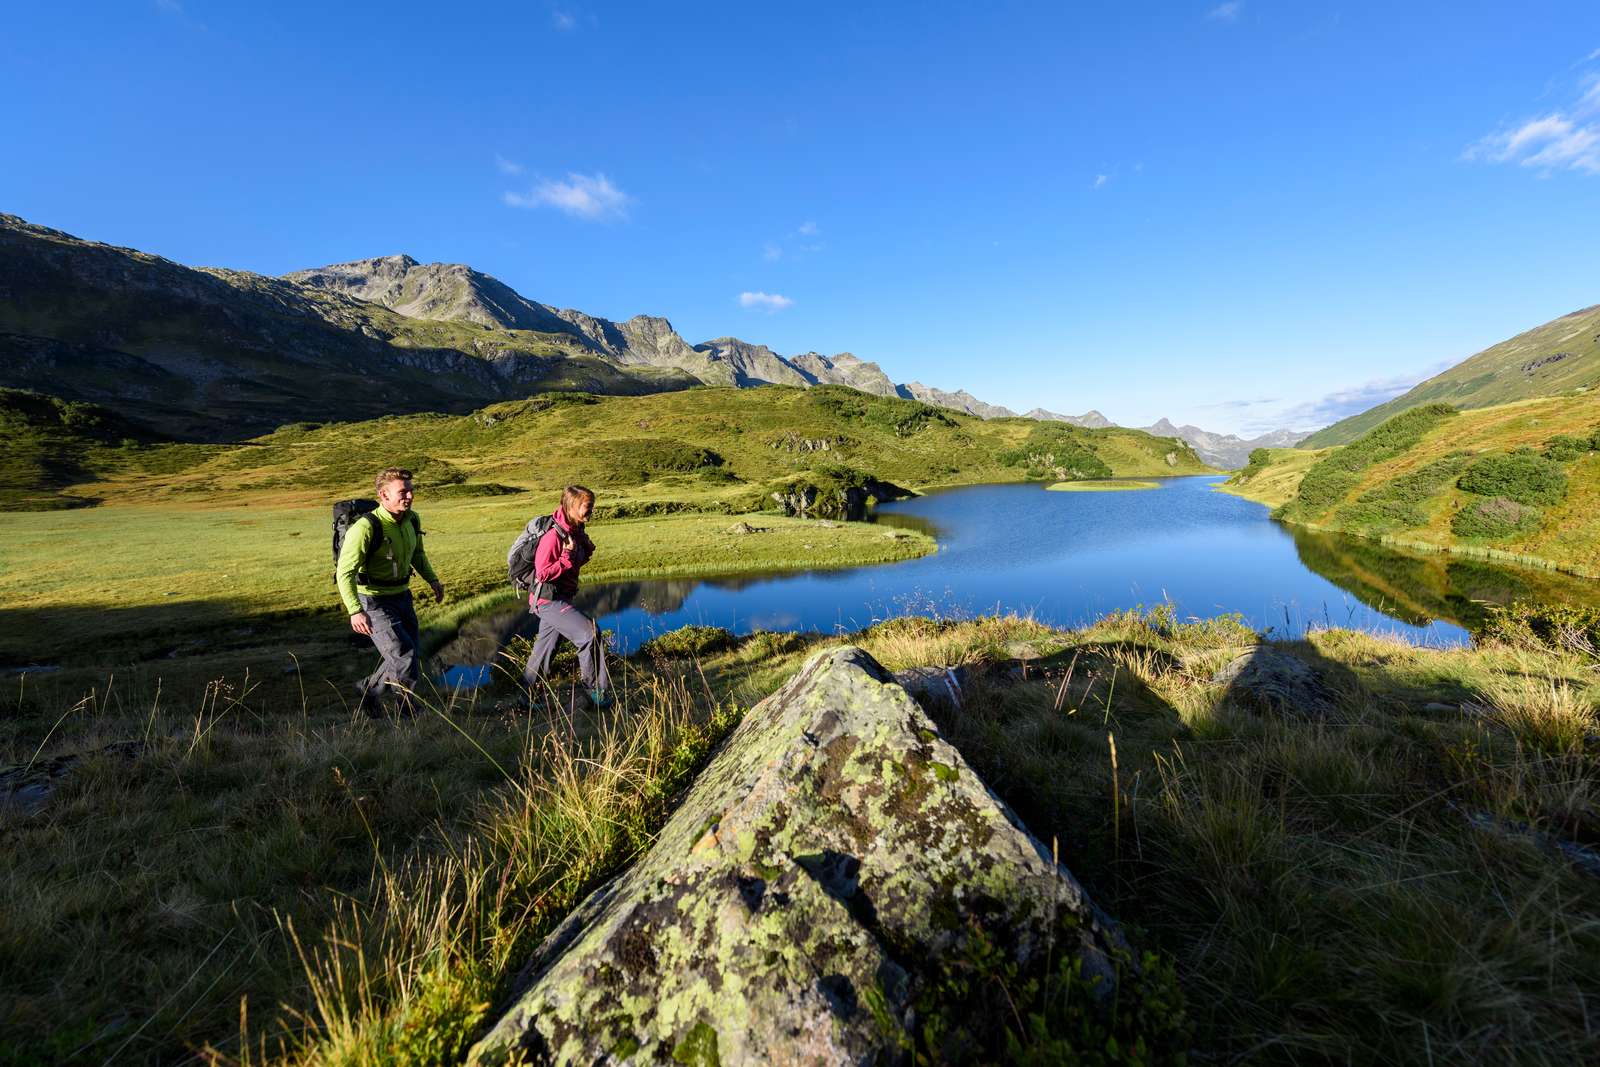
[1227,393,1600,575]
[11,384,1210,513]
[1302,303,1600,447]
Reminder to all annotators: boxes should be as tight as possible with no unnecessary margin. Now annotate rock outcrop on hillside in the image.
[1026,407,1115,428]
[902,382,1018,419]
[789,351,901,397]
[469,647,1125,1066]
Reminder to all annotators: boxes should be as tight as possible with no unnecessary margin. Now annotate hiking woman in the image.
[522,484,611,706]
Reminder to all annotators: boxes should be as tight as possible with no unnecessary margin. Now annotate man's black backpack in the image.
[507,514,562,594]
[332,498,421,582]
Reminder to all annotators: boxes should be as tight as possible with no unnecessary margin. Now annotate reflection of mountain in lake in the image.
[1287,526,1600,632]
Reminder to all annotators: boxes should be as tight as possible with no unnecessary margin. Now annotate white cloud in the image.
[738,291,794,313]
[504,172,632,221]
[762,242,783,261]
[495,154,525,176]
[552,9,577,30]
[796,220,818,236]
[1093,174,1108,189]
[1207,2,1242,22]
[1469,113,1600,174]
[1468,64,1600,175]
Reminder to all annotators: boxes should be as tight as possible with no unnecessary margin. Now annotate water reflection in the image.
[436,477,1600,667]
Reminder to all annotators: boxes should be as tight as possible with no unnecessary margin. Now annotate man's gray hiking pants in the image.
[357,591,420,712]
[523,599,610,694]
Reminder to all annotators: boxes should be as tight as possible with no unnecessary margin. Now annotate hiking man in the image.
[337,467,445,715]
[522,484,611,707]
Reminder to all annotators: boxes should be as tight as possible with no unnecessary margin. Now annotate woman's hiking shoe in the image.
[588,688,613,709]
[493,693,539,715]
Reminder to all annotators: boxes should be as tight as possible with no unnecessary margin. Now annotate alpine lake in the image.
[435,475,1600,683]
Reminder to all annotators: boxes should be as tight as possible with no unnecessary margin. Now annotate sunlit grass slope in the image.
[1302,303,1600,447]
[1227,393,1600,575]
[2,384,1212,512]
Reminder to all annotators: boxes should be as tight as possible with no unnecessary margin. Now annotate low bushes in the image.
[997,424,1112,480]
[1336,453,1472,532]
[807,386,955,437]
[1451,495,1542,539]
[589,439,725,485]
[1456,450,1568,506]
[1289,404,1458,517]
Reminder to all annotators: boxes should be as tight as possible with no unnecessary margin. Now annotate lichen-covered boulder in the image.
[1212,647,1340,718]
[470,646,1124,1066]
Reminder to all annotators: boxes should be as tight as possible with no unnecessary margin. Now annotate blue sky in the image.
[5,1,1599,435]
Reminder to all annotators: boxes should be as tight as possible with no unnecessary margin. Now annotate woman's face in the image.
[568,496,593,524]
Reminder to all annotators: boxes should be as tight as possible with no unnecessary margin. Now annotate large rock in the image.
[470,647,1124,1066]
[1212,647,1340,718]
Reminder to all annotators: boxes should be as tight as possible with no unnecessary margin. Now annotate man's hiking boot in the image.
[587,687,613,710]
[356,686,384,718]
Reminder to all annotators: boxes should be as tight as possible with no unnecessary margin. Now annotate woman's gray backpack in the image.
[507,515,558,593]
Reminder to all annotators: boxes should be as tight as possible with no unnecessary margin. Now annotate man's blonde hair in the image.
[375,467,413,495]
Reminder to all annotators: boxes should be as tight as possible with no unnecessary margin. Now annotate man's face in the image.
[379,478,414,513]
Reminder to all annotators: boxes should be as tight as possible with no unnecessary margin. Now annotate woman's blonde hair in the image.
[561,484,595,522]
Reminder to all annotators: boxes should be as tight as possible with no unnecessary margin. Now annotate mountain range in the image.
[0,213,1300,460]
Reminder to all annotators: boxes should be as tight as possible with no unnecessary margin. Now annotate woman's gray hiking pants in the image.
[357,591,420,712]
[523,599,610,694]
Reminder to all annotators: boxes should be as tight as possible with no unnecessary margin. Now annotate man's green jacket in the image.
[336,507,439,615]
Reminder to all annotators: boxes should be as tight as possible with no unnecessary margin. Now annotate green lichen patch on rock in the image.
[469,646,1127,1065]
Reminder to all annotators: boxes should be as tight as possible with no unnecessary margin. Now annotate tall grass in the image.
[0,650,741,1067]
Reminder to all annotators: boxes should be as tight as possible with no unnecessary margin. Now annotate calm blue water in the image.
[441,476,1600,665]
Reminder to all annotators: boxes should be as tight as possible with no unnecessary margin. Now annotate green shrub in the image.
[1450,495,1542,539]
[1541,435,1591,463]
[1237,448,1270,480]
[1456,451,1568,506]
[590,439,724,484]
[1479,600,1600,657]
[428,482,524,498]
[1336,453,1472,532]
[807,386,955,437]
[997,424,1112,479]
[1288,404,1458,518]
[636,625,736,660]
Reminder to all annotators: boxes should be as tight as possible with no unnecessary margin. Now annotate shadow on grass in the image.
[0,598,337,669]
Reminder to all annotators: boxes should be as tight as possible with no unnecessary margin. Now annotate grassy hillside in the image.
[2,384,1211,513]
[1227,393,1600,575]
[1303,303,1600,447]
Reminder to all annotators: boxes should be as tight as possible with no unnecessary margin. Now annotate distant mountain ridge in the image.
[1138,419,1312,470]
[1301,303,1600,448]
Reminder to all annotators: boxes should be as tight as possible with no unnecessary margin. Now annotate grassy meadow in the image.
[1225,393,1600,577]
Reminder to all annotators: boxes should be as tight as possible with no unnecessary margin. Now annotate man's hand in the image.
[429,580,446,604]
[350,611,372,636]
